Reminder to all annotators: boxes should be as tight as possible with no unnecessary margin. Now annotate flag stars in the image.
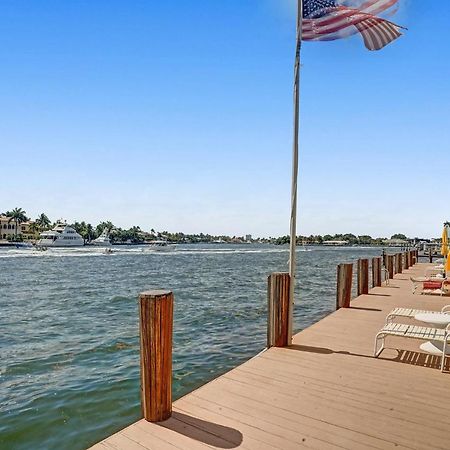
[304,0,337,19]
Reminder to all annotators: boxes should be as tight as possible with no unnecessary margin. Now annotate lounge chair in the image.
[410,277,448,295]
[423,280,450,296]
[386,305,450,324]
[374,322,450,371]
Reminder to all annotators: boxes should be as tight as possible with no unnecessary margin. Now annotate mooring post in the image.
[396,253,403,274]
[267,273,290,348]
[357,259,369,296]
[403,252,408,270]
[139,289,173,422]
[336,263,353,309]
[372,257,382,287]
[382,249,387,269]
[387,255,395,279]
[429,248,433,263]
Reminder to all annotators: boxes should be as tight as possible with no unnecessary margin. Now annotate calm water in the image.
[0,244,385,449]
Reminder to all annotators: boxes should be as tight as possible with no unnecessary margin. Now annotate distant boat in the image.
[298,243,312,252]
[14,242,33,249]
[148,240,175,251]
[36,223,84,247]
[92,229,112,247]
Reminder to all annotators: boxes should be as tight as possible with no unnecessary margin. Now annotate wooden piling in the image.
[396,253,403,274]
[372,257,382,288]
[267,273,290,348]
[357,259,369,296]
[139,289,173,422]
[382,251,387,269]
[429,248,433,263]
[336,263,353,309]
[403,251,408,270]
[387,255,395,279]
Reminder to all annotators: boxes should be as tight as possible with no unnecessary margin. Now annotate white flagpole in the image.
[288,0,303,344]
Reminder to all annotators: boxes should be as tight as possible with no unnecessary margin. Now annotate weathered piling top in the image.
[90,262,450,449]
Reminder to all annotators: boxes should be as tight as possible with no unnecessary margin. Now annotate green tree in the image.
[7,208,28,238]
[96,221,114,236]
[28,222,40,238]
[36,213,51,230]
[391,233,408,240]
[86,224,94,242]
[358,235,373,245]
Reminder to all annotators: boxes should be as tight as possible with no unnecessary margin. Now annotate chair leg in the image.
[442,339,448,372]
[374,333,385,357]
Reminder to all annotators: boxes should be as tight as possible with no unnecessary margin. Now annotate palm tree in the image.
[96,221,114,236]
[7,208,28,239]
[28,222,40,239]
[86,224,94,242]
[36,213,51,230]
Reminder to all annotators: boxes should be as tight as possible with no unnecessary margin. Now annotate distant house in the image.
[323,240,349,246]
[0,216,36,241]
[0,215,16,240]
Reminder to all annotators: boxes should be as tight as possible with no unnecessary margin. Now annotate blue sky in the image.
[0,1,448,238]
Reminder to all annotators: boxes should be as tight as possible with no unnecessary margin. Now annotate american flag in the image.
[302,0,405,51]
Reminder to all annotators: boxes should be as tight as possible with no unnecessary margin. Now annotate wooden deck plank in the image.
[176,395,342,450]
[202,370,448,449]
[224,365,450,432]
[183,382,406,450]
[234,361,450,416]
[89,263,450,449]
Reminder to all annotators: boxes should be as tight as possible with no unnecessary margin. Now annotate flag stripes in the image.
[302,0,404,50]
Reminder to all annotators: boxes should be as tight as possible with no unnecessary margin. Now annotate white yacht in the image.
[36,223,84,247]
[92,229,112,247]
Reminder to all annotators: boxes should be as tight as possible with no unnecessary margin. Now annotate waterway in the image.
[0,244,385,449]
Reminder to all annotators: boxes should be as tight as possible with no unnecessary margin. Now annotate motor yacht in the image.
[36,222,84,247]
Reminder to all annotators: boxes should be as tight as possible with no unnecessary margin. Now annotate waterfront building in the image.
[0,215,17,240]
[0,216,36,241]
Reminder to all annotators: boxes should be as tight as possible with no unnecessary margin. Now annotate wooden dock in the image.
[90,262,450,450]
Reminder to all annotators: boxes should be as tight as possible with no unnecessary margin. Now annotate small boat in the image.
[14,242,34,249]
[92,229,112,247]
[148,240,175,251]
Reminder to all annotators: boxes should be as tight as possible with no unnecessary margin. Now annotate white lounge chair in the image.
[374,323,450,371]
[386,305,450,324]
